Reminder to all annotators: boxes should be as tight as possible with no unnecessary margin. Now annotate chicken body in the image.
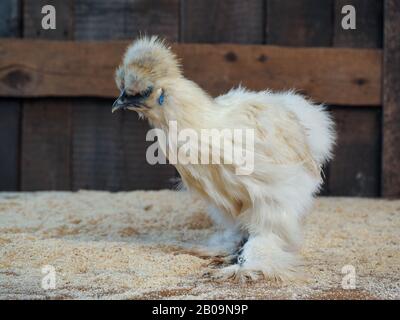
[113,37,335,281]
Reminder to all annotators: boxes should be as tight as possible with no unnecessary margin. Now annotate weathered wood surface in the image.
[0,0,390,196]
[334,0,383,48]
[329,0,383,197]
[179,0,263,181]
[23,0,74,39]
[0,0,20,191]
[382,0,400,197]
[328,107,381,196]
[75,0,179,41]
[21,100,72,190]
[0,39,382,106]
[266,0,333,46]
[181,0,265,44]
[264,0,335,194]
[71,0,177,191]
[71,100,175,191]
[20,0,73,191]
[0,0,20,37]
[0,101,20,190]
[263,0,383,197]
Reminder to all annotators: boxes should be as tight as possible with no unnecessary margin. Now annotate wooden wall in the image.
[0,0,398,198]
[181,0,383,197]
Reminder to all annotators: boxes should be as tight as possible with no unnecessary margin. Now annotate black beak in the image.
[111,89,144,113]
[112,90,128,113]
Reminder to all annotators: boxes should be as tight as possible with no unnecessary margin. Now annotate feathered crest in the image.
[123,35,182,80]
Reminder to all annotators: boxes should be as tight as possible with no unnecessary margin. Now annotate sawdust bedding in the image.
[0,190,399,299]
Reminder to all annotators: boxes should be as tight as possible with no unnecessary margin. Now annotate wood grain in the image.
[23,0,74,39]
[75,0,179,41]
[72,100,126,191]
[265,0,335,195]
[71,100,175,190]
[0,39,382,106]
[329,107,381,196]
[329,0,383,197]
[334,0,383,48]
[179,0,265,182]
[266,0,333,46]
[181,0,265,44]
[382,0,400,197]
[0,0,20,191]
[0,0,20,37]
[21,100,72,190]
[21,0,73,191]
[72,0,177,191]
[0,101,20,190]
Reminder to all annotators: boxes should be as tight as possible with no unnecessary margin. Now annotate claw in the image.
[208,254,239,268]
[204,264,272,283]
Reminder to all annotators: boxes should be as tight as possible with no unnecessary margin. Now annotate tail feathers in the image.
[285,94,336,166]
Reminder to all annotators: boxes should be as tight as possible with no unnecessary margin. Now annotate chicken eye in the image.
[158,90,165,106]
[141,86,153,98]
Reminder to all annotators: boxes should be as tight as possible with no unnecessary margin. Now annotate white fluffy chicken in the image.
[112,36,335,282]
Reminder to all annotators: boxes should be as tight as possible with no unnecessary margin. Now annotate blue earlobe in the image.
[158,91,164,106]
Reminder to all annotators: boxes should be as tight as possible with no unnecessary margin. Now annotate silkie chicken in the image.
[112,36,335,282]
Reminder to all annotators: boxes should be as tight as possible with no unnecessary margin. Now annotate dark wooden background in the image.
[0,0,399,198]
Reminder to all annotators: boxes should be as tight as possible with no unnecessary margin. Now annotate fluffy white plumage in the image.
[114,36,336,282]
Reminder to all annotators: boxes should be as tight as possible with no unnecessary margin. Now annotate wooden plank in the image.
[21,100,71,190]
[72,100,124,191]
[72,1,177,191]
[265,0,334,194]
[180,0,265,185]
[334,0,383,48]
[0,0,20,191]
[181,0,265,43]
[0,0,20,37]
[119,111,176,190]
[71,100,175,190]
[0,39,382,106]
[21,0,73,191]
[266,0,333,46]
[329,0,383,197]
[75,0,179,41]
[382,0,400,197]
[23,0,74,39]
[0,100,20,190]
[329,107,381,196]
[180,0,265,186]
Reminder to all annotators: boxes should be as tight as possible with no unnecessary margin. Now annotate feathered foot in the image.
[204,234,302,283]
[177,233,248,266]
[207,235,249,267]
